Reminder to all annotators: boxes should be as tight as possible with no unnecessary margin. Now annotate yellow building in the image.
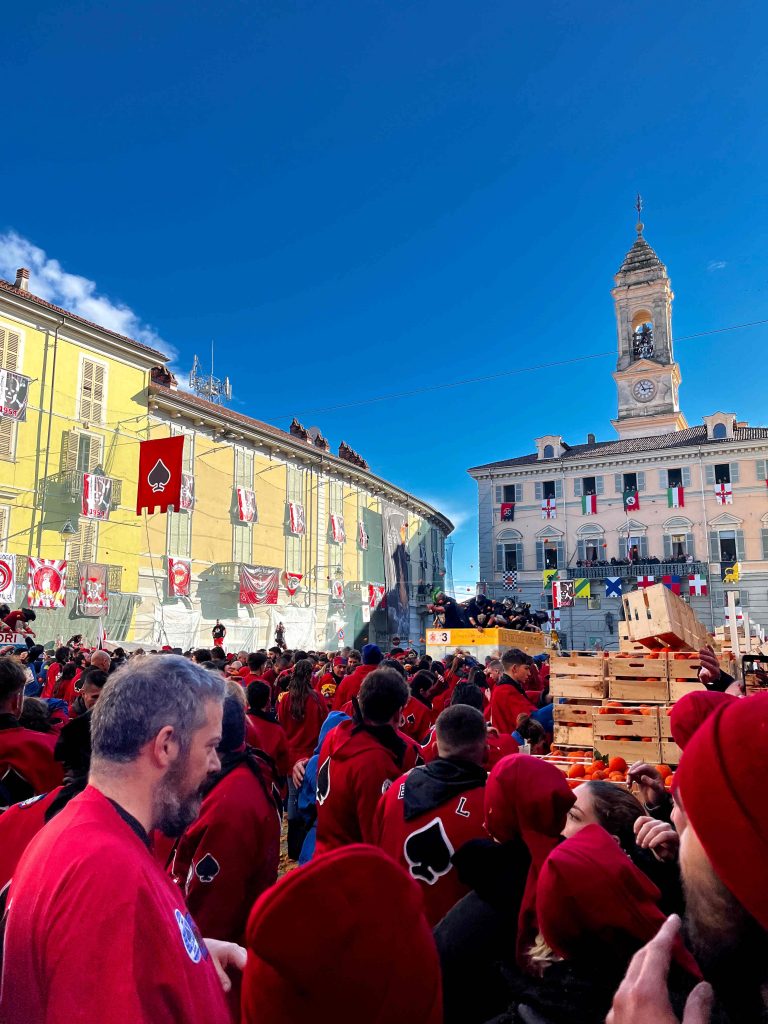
[0,267,167,642]
[136,384,453,651]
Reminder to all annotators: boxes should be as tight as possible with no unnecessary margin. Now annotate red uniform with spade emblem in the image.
[400,695,433,744]
[375,758,487,926]
[169,756,281,945]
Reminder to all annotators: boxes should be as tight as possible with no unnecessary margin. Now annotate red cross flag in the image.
[688,574,708,596]
[715,483,733,505]
[636,575,656,589]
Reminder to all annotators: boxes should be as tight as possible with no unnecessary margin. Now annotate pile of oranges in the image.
[547,749,675,790]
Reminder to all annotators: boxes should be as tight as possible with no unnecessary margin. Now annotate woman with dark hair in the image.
[277,659,328,858]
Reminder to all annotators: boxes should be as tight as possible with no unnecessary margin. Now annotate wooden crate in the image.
[618,621,648,654]
[606,654,669,702]
[668,679,707,701]
[666,651,734,701]
[657,707,682,764]
[550,653,607,699]
[622,584,710,651]
[552,701,599,747]
[593,706,661,764]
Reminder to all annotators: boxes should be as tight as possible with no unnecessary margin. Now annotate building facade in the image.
[470,221,768,649]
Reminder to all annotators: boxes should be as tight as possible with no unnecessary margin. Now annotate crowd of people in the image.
[0,611,765,1023]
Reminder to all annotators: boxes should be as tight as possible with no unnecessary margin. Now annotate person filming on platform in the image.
[211,620,226,650]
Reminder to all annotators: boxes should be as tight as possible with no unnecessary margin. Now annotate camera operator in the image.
[427,592,465,629]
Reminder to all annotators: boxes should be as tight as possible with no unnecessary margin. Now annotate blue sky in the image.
[2,0,768,590]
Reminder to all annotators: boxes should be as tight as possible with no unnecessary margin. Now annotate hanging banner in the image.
[382,502,408,636]
[283,571,303,596]
[136,435,184,515]
[358,520,369,550]
[27,558,67,609]
[77,563,109,617]
[239,564,279,605]
[288,502,306,535]
[368,582,386,610]
[82,472,113,521]
[331,580,345,602]
[168,558,191,598]
[0,553,15,603]
[180,473,195,511]
[330,513,346,543]
[237,487,258,523]
[0,369,30,422]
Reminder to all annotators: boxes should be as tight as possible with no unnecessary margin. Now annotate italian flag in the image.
[581,493,597,515]
[667,486,684,508]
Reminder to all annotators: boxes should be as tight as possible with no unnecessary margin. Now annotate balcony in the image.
[37,471,123,507]
[15,557,123,591]
[563,561,709,580]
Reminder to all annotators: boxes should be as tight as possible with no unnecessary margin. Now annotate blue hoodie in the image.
[297,711,350,864]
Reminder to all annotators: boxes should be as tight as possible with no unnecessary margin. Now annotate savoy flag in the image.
[623,489,640,512]
[688,574,708,596]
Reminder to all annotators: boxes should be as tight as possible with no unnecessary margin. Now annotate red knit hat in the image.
[677,693,768,931]
[484,754,574,968]
[538,824,701,977]
[669,690,738,750]
[242,845,442,1024]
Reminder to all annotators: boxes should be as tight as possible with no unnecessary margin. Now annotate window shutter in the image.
[515,543,524,572]
[555,540,565,567]
[595,476,604,495]
[756,460,767,482]
[577,539,586,561]
[0,507,8,546]
[0,420,15,462]
[0,327,20,370]
[614,473,623,494]
[639,536,649,559]
[685,533,695,559]
[658,470,667,488]
[663,534,672,559]
[535,482,543,501]
[730,462,740,484]
[495,544,503,572]
[762,529,768,559]
[80,360,106,423]
[555,480,563,500]
[682,466,691,488]
[573,478,582,497]
[637,471,646,491]
[705,465,715,486]
[60,431,78,472]
[535,542,544,571]
[69,519,98,564]
[709,531,720,562]
[515,484,523,502]
[735,529,745,561]
[495,486,502,504]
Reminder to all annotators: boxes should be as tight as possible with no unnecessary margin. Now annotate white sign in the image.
[427,630,451,645]
[0,632,25,646]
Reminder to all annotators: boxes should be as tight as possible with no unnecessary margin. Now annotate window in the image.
[669,534,688,558]
[573,476,604,497]
[172,428,194,474]
[233,522,252,563]
[582,476,596,495]
[61,431,104,474]
[543,444,554,459]
[67,518,98,563]
[0,505,9,547]
[712,422,727,439]
[167,510,191,559]
[535,536,565,570]
[577,538,601,561]
[762,525,768,559]
[496,532,524,572]
[235,448,254,488]
[79,358,106,424]
[0,325,21,461]
[623,472,637,491]
[535,480,563,501]
[286,533,302,574]
[495,484,522,503]
[667,468,683,488]
[286,465,305,572]
[705,462,739,487]
[714,463,731,485]
[723,591,748,608]
[614,471,646,493]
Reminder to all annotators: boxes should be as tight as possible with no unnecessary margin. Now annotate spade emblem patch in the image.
[148,459,172,493]
[194,853,221,884]
[316,756,331,805]
[403,817,455,885]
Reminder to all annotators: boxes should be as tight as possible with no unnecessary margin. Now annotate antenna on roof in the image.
[189,343,232,404]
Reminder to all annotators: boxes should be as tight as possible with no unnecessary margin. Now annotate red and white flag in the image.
[688,574,708,596]
[552,580,574,608]
[27,558,67,609]
[283,571,303,596]
[237,487,258,523]
[368,582,386,610]
[330,513,346,543]
[289,502,306,535]
[358,520,369,550]
[82,473,112,520]
[168,558,191,597]
[331,580,345,601]
[548,608,561,630]
[239,565,279,605]
[715,483,733,505]
[636,575,655,589]
[180,473,195,511]
[0,554,16,604]
[541,499,557,520]
[78,563,108,617]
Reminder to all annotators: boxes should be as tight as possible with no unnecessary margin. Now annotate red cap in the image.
[333,657,347,668]
[242,845,442,1024]
[669,690,737,750]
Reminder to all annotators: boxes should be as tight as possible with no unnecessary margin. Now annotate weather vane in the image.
[635,193,644,236]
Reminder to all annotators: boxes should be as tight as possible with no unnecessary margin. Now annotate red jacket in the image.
[315,671,344,710]
[420,728,519,769]
[245,711,291,778]
[0,716,63,802]
[169,757,281,945]
[1,786,229,1024]
[41,662,63,699]
[0,787,66,892]
[488,679,537,734]
[315,719,420,855]
[277,690,328,766]
[375,759,487,926]
[400,696,432,744]
[332,664,377,710]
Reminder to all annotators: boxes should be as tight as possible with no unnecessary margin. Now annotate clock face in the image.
[633,379,656,403]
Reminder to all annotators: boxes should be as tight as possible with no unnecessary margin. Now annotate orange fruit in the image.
[567,764,585,779]
[589,761,605,774]
[608,771,625,781]
[655,764,673,779]
[592,770,607,780]
[608,756,627,773]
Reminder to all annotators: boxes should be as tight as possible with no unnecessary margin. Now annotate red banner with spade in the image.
[136,435,184,515]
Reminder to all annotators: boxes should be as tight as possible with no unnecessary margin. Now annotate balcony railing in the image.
[563,561,708,580]
[38,471,123,507]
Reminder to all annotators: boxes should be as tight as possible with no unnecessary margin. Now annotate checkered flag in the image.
[503,571,518,590]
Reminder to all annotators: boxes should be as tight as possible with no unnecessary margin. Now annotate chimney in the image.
[587,432,596,445]
[14,268,29,292]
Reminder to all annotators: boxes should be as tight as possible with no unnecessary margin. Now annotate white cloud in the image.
[0,230,174,359]
[707,260,727,272]
[420,496,471,533]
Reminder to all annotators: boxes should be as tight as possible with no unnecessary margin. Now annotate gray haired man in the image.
[1,656,245,1024]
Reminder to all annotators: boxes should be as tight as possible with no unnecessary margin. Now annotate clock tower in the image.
[611,198,688,439]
